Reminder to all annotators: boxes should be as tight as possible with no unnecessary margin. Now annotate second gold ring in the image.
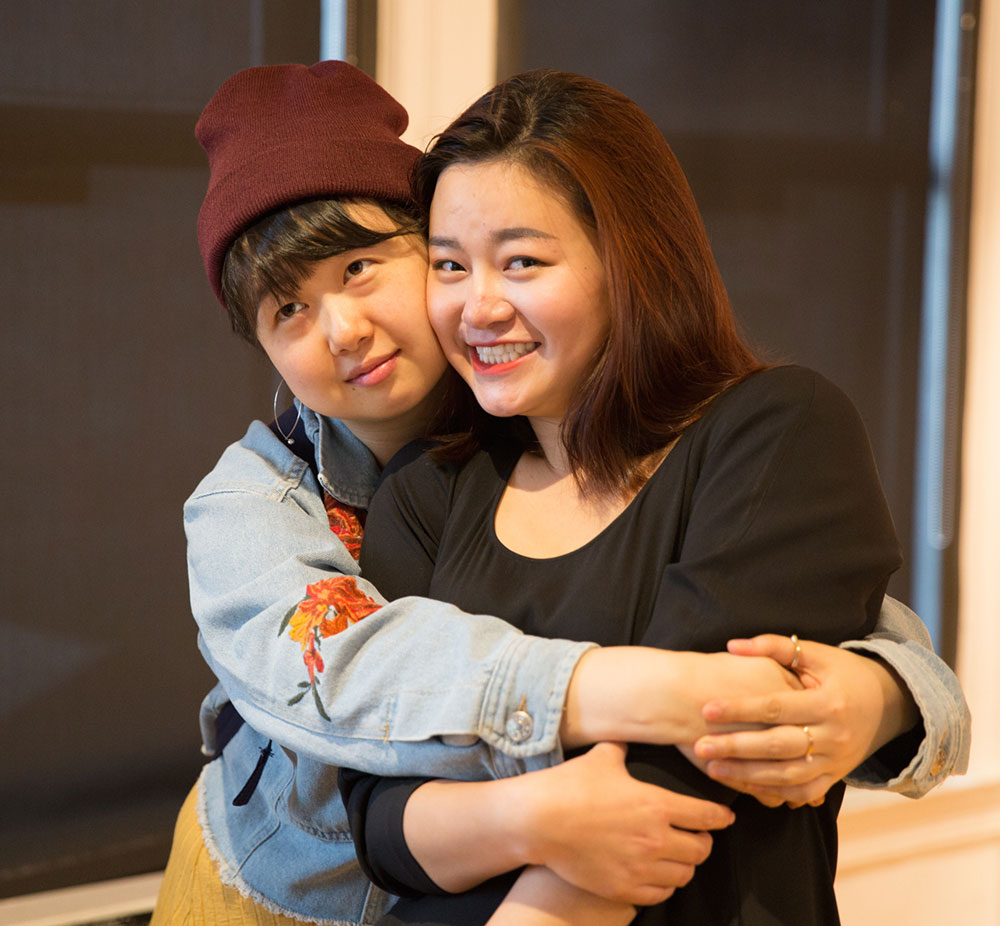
[802,725,815,762]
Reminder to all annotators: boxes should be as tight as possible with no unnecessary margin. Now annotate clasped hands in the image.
[693,633,911,807]
[527,635,913,909]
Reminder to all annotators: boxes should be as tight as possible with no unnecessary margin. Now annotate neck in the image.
[527,416,572,478]
[344,379,448,468]
[526,415,671,507]
[345,420,425,468]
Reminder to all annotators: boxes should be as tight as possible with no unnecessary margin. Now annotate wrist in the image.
[509,765,570,869]
[561,647,699,748]
[868,656,920,751]
[402,777,532,891]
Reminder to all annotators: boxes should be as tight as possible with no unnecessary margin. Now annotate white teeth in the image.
[474,342,536,364]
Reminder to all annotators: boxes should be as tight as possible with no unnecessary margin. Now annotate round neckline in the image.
[486,436,686,563]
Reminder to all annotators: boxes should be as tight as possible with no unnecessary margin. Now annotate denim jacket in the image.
[185,405,969,924]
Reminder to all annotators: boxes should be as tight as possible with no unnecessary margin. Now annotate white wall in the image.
[376,0,497,150]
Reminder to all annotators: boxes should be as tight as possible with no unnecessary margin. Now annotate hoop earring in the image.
[273,381,301,445]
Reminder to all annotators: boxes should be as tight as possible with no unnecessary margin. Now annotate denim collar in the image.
[300,403,381,509]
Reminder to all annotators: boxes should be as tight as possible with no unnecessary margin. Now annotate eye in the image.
[507,256,543,272]
[276,301,306,321]
[345,258,374,280]
[431,258,466,274]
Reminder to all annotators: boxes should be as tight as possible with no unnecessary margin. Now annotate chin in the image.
[476,401,525,420]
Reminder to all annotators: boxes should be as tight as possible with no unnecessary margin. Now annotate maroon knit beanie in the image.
[196,60,421,307]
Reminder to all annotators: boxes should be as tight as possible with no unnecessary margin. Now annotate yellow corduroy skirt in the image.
[150,785,307,926]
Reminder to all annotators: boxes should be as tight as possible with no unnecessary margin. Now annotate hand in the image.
[521,743,733,906]
[486,867,636,926]
[693,634,918,807]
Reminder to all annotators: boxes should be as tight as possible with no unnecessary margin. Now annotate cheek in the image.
[260,337,319,390]
[407,320,450,377]
[426,285,462,346]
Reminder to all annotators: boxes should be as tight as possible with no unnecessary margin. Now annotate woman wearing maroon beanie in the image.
[151,61,967,925]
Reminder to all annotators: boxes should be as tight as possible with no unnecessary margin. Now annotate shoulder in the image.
[696,364,867,450]
[712,364,855,419]
[188,419,312,504]
[377,439,512,503]
[675,364,886,535]
[378,440,461,501]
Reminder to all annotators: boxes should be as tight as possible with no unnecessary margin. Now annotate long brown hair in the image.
[417,69,765,497]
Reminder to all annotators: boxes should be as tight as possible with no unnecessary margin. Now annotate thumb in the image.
[587,741,629,765]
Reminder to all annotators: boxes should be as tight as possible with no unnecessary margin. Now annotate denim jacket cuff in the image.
[842,637,970,798]
[478,636,598,777]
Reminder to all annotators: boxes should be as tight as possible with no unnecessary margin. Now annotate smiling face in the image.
[426,160,610,427]
[255,204,448,460]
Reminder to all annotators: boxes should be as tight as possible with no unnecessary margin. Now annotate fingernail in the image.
[695,740,717,758]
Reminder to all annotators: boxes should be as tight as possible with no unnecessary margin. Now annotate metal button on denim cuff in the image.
[506,696,534,742]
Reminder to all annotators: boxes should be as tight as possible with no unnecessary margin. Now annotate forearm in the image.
[561,646,799,749]
[402,777,532,892]
[486,868,635,926]
[347,742,730,903]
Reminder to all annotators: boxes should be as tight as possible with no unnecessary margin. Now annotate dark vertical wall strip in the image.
[0,0,319,898]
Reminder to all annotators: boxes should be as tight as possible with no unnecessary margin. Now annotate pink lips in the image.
[346,351,399,387]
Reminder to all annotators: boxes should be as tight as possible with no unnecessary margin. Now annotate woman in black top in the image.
[342,70,902,925]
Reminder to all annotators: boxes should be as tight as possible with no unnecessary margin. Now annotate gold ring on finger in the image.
[802,725,814,762]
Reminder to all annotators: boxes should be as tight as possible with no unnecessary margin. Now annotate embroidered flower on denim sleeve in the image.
[279,576,381,719]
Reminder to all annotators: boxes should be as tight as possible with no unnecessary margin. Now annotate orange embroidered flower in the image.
[302,646,324,685]
[324,496,365,561]
[281,576,381,718]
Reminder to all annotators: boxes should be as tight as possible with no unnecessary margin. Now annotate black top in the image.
[342,366,901,926]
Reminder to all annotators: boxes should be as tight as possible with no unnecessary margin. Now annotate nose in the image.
[319,297,374,354]
[461,273,515,334]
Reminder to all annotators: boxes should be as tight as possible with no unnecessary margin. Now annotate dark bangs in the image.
[221,197,421,344]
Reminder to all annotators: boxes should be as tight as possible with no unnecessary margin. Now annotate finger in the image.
[658,792,735,831]
[648,857,701,890]
[745,779,834,807]
[726,634,799,662]
[727,635,825,683]
[624,884,676,907]
[695,724,817,761]
[646,827,714,867]
[704,757,834,791]
[744,788,785,808]
[720,777,834,807]
[624,885,674,907]
[589,741,630,763]
[701,688,827,726]
[594,837,710,904]
[704,756,818,786]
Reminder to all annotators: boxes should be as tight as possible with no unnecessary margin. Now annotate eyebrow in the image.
[428,227,556,249]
